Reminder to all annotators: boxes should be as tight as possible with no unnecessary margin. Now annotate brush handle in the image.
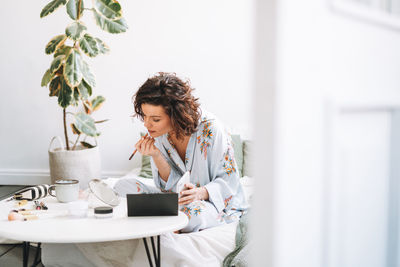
[128,149,137,160]
[129,133,148,160]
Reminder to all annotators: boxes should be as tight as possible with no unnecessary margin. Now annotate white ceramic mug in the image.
[49,179,79,203]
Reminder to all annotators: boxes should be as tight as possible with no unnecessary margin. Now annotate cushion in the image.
[138,133,153,178]
[139,155,153,178]
[242,140,253,177]
[231,134,243,177]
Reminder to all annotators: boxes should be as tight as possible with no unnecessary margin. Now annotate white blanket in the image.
[42,221,237,267]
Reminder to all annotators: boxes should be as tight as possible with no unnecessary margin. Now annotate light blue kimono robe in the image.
[153,112,247,232]
[115,112,247,232]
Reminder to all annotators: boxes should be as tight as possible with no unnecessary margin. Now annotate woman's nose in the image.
[144,119,151,129]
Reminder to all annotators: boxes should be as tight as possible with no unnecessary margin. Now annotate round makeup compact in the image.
[88,179,121,207]
[94,206,113,219]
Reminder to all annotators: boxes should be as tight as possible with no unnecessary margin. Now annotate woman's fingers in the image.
[141,137,151,151]
[135,135,147,151]
[134,141,142,153]
[179,187,195,205]
[178,195,194,205]
[180,188,194,196]
[144,137,157,156]
[136,136,156,155]
[145,137,155,152]
[184,183,195,190]
[139,139,147,153]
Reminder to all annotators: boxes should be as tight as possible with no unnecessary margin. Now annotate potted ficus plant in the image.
[40,0,128,187]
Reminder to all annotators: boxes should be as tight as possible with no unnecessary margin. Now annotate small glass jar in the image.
[68,200,88,218]
[94,206,113,218]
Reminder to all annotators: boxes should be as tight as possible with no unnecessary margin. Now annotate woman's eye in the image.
[153,119,160,122]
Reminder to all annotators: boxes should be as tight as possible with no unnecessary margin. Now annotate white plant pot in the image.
[48,136,101,189]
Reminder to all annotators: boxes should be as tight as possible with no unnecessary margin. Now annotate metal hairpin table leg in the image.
[142,235,161,267]
[22,241,42,267]
[22,242,29,267]
[157,235,160,267]
[31,243,42,267]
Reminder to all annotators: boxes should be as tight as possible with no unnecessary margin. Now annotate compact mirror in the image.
[88,179,121,207]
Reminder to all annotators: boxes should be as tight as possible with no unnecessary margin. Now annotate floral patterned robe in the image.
[151,112,247,232]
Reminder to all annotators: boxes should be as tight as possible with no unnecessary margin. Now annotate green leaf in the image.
[94,37,110,54]
[45,35,67,54]
[49,76,62,96]
[58,79,73,108]
[80,141,96,148]
[54,45,72,58]
[64,49,83,87]
[93,10,128,34]
[79,34,99,57]
[66,0,84,20]
[65,21,87,41]
[74,112,97,137]
[83,100,93,114]
[93,0,122,20]
[77,79,91,99]
[70,87,80,106]
[74,87,79,100]
[91,95,105,111]
[71,123,81,134]
[40,0,67,18]
[50,55,65,74]
[55,65,64,75]
[41,69,53,87]
[81,60,96,88]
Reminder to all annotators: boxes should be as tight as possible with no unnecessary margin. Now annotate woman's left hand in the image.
[178,183,209,205]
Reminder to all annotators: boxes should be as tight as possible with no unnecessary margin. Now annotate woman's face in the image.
[141,104,173,138]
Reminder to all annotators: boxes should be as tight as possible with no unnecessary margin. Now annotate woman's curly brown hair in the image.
[133,72,201,139]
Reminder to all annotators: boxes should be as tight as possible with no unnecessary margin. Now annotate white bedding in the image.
[42,221,238,267]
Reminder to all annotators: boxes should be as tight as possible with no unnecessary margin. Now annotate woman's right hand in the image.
[135,135,160,157]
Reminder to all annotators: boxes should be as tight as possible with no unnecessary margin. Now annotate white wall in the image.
[0,0,254,184]
[253,0,400,266]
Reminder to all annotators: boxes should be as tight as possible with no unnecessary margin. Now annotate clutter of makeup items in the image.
[6,179,119,221]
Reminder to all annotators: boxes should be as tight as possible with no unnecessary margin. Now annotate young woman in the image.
[114,72,247,232]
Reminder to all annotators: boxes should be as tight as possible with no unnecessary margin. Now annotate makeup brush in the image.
[8,210,68,221]
[129,133,148,160]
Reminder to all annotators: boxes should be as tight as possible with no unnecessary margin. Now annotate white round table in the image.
[0,196,188,267]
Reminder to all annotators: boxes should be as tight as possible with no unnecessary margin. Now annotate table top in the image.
[0,196,188,243]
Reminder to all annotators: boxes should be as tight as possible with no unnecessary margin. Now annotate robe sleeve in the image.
[203,120,241,213]
[150,139,183,192]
